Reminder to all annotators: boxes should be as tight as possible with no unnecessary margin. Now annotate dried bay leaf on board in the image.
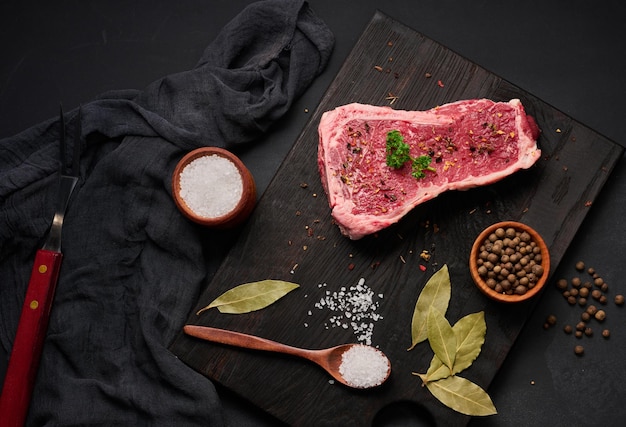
[448,311,486,375]
[196,280,300,315]
[422,311,487,382]
[425,375,497,416]
[409,266,494,416]
[408,264,451,350]
[419,357,449,383]
[427,306,456,370]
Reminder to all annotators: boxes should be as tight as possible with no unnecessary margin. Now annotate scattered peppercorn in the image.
[594,310,606,321]
[550,262,622,357]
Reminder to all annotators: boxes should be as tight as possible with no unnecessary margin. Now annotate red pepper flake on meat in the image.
[437,80,445,88]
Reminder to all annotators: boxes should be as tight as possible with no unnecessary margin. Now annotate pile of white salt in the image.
[178,155,243,218]
[338,345,389,388]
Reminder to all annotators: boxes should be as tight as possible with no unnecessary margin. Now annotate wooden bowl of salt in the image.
[172,147,256,228]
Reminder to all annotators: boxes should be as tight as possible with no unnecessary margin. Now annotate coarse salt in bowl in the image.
[172,147,256,228]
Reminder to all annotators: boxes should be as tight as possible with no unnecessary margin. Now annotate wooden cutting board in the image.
[170,12,623,426]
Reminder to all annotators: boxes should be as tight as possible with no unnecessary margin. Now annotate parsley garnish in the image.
[385,130,436,179]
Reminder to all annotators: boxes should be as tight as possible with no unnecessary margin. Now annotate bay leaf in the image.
[408,264,451,350]
[425,375,497,416]
[427,306,456,370]
[412,372,428,383]
[196,280,299,315]
[421,355,451,383]
[449,311,486,375]
[423,311,487,382]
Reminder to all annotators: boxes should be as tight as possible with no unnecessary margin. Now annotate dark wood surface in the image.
[169,12,623,426]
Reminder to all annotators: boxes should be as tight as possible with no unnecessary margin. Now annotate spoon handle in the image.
[183,325,311,360]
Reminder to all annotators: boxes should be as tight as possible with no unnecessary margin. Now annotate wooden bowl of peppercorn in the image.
[470,221,550,303]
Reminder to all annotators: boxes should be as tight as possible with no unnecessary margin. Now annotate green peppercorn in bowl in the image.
[470,221,550,303]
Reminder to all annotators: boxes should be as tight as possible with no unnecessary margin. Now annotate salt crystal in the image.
[179,155,243,218]
[312,278,383,345]
[338,345,389,388]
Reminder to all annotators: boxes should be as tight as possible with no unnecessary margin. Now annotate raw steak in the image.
[318,99,541,239]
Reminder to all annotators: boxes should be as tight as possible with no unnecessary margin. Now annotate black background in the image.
[2,1,625,425]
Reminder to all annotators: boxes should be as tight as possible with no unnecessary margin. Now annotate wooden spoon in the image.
[183,325,391,389]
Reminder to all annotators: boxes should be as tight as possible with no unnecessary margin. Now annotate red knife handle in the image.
[0,249,63,427]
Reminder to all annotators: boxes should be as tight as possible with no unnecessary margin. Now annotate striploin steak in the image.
[318,99,541,239]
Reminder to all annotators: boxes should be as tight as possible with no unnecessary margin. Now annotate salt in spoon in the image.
[183,325,391,389]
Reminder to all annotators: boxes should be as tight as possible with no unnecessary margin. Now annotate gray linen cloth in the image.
[0,0,333,425]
